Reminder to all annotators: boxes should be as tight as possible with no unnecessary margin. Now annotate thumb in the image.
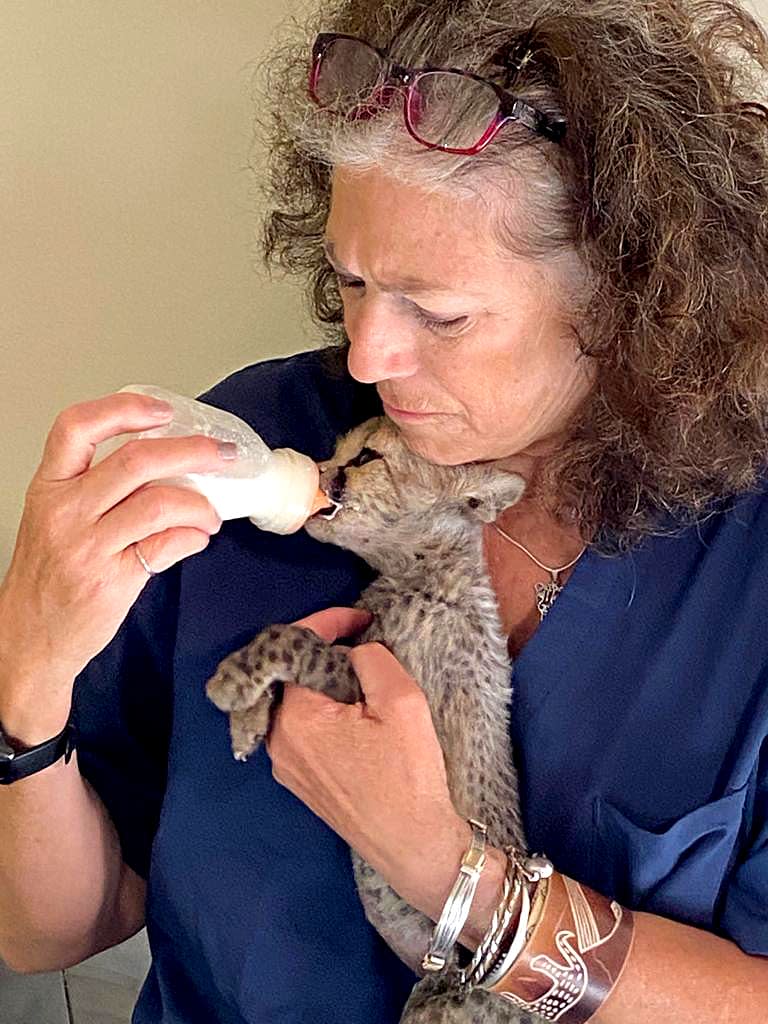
[347,642,425,712]
[294,605,373,644]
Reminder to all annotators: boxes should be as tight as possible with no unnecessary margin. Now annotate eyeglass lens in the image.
[313,37,386,112]
[314,37,502,151]
[408,71,500,150]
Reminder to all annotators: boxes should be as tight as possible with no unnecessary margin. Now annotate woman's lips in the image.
[382,401,441,422]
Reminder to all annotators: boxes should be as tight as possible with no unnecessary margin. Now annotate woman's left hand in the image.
[264,605,468,906]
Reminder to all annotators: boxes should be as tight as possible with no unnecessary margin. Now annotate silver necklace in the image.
[491,523,587,621]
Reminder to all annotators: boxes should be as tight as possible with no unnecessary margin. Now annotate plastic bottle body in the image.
[94,385,323,534]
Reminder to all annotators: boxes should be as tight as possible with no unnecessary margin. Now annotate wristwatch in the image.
[0,720,76,784]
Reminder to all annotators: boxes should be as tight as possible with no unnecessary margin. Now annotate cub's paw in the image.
[206,623,363,762]
[206,625,310,713]
[228,700,278,761]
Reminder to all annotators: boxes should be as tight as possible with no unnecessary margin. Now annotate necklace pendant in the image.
[534,579,562,620]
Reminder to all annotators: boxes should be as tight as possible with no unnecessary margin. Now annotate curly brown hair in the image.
[257,0,768,553]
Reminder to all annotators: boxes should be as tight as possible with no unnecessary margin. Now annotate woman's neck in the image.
[492,496,586,568]
[483,493,589,659]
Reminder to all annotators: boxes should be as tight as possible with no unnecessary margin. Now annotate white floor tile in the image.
[65,931,149,1024]
[0,961,68,1024]
[0,929,150,1024]
[66,931,150,985]
[65,972,140,1024]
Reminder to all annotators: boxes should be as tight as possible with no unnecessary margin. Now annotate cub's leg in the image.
[400,972,535,1023]
[206,624,362,760]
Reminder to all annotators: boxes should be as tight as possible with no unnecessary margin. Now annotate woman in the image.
[1,0,767,1020]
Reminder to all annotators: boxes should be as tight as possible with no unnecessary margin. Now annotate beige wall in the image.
[1,1,314,575]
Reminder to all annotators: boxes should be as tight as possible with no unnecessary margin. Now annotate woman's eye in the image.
[336,273,364,290]
[413,309,469,335]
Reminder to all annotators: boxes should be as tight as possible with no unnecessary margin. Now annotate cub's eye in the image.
[347,447,381,468]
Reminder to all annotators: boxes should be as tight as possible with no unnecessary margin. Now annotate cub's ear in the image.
[465,471,526,523]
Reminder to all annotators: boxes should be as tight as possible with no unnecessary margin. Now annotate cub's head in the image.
[305,417,525,569]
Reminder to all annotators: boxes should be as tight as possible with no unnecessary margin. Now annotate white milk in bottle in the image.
[94,385,334,534]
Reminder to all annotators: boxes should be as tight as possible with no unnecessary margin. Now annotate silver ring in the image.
[134,543,157,577]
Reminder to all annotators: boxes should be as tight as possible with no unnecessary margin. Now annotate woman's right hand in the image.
[0,389,230,701]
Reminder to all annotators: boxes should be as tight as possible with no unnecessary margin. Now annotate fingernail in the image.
[149,401,173,418]
[217,440,239,460]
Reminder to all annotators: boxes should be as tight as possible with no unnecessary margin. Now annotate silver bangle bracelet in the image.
[460,852,522,988]
[421,818,488,973]
[461,848,554,990]
[479,881,532,988]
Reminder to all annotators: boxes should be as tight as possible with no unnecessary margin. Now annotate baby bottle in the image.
[95,384,332,534]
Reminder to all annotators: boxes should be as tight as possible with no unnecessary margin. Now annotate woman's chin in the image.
[398,423,561,469]
[400,433,507,467]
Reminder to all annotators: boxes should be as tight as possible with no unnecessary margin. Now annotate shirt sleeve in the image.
[718,750,768,956]
[71,563,180,880]
[716,655,768,956]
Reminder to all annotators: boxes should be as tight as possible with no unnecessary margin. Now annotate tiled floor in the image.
[0,966,67,1024]
[0,930,150,1024]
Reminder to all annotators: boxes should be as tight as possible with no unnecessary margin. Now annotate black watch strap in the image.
[0,721,76,784]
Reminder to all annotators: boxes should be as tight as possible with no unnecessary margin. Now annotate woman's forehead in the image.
[325,166,525,293]
[323,237,462,295]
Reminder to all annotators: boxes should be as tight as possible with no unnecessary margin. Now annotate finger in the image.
[119,527,213,578]
[347,642,425,709]
[294,606,373,644]
[96,483,222,555]
[83,434,235,518]
[267,684,347,767]
[37,391,175,482]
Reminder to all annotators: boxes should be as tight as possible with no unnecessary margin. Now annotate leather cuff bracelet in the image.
[489,871,635,1022]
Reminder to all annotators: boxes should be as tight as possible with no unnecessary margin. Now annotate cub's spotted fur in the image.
[207,416,537,1023]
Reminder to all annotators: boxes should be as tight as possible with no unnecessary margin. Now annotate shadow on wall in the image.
[0,930,150,1024]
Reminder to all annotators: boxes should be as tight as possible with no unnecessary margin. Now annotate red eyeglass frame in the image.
[309,32,566,153]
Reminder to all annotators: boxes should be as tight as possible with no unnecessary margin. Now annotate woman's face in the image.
[325,166,594,466]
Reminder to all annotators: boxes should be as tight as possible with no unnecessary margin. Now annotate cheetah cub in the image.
[207,416,537,1023]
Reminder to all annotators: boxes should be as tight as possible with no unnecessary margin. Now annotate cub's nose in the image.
[327,468,346,505]
[323,467,346,505]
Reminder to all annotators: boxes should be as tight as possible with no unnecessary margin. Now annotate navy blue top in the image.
[72,348,768,1024]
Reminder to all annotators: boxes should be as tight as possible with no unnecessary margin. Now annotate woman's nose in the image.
[345,302,419,384]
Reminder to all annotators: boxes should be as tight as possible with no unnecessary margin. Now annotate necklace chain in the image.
[491,523,586,578]
[490,522,587,621]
